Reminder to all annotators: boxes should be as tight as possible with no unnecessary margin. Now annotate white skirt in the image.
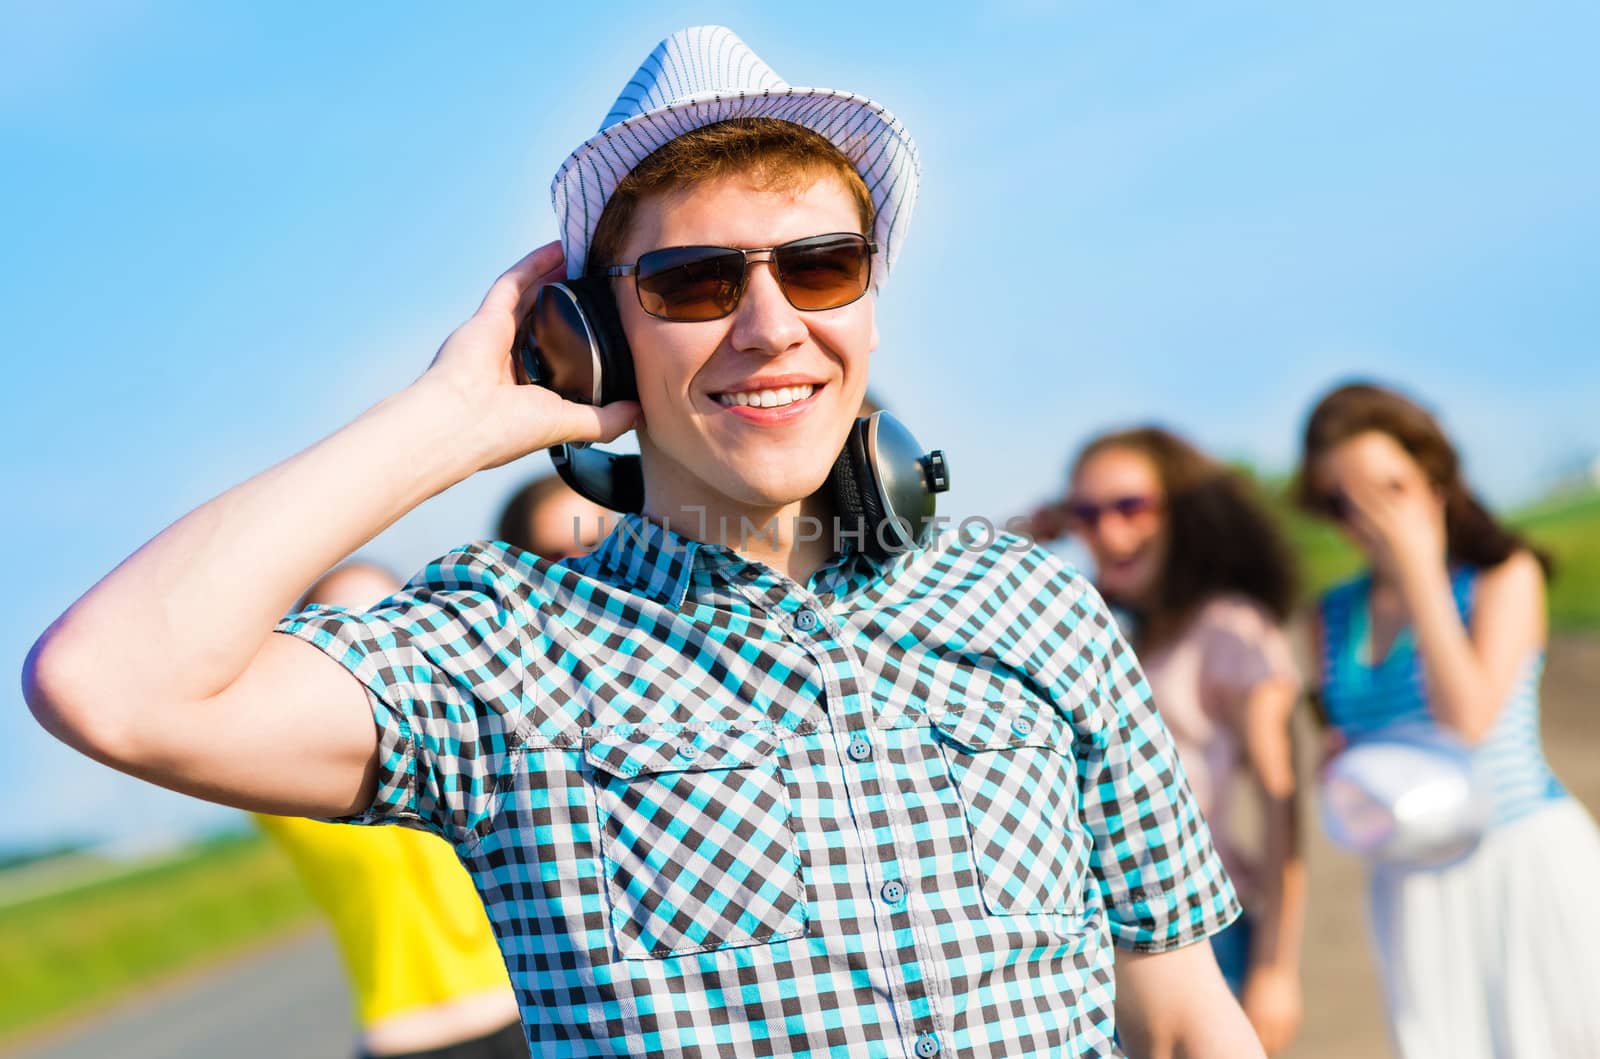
[1368,796,1600,1059]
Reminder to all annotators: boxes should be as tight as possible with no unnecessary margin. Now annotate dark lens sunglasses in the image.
[605,232,876,322]
[1062,495,1160,530]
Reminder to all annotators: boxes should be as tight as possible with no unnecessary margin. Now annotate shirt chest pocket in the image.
[586,724,809,960]
[933,699,1090,917]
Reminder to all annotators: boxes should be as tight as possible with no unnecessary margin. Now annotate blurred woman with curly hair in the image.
[1034,426,1305,1057]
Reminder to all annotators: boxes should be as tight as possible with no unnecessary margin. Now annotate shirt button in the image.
[1011,717,1034,737]
[847,737,872,762]
[676,743,699,760]
[914,1034,941,1058]
[880,879,906,904]
[794,608,820,632]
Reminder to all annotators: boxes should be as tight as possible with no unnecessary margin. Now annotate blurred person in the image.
[1296,381,1600,1059]
[255,560,526,1059]
[1032,428,1306,1056]
[493,473,612,558]
[259,481,606,1057]
[27,27,1265,1057]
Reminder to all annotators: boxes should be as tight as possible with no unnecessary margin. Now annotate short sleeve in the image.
[274,544,530,843]
[1199,597,1302,718]
[1016,553,1242,952]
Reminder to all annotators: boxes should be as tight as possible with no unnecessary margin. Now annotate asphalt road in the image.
[5,929,351,1059]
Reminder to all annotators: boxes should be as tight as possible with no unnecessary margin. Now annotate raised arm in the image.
[1402,549,1545,743]
[1343,475,1547,744]
[22,243,637,818]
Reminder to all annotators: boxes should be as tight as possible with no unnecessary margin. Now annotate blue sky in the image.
[5,2,1597,850]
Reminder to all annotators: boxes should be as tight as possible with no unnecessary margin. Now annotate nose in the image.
[1089,511,1144,555]
[728,255,807,356]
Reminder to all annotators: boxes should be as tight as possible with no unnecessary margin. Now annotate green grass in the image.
[1272,486,1600,633]
[0,831,315,1042]
[1516,490,1600,631]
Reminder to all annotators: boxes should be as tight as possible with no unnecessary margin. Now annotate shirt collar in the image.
[583,513,890,608]
[583,514,701,609]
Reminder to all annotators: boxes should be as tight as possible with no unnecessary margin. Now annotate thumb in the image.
[561,400,642,445]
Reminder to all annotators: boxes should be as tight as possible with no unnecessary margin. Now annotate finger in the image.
[1397,484,1439,519]
[1346,509,1383,550]
[1343,482,1399,535]
[1343,478,1388,516]
[511,265,568,329]
[556,400,643,445]
[479,241,565,317]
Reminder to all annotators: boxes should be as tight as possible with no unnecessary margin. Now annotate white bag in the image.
[1320,725,1493,869]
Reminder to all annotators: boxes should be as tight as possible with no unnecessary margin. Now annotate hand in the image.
[1023,500,1070,543]
[414,241,642,473]
[1240,964,1302,1056]
[1341,473,1447,576]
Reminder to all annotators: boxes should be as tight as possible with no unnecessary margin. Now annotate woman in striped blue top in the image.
[1296,381,1600,1059]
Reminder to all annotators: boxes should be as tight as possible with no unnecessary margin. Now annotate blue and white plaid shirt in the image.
[278,515,1238,1058]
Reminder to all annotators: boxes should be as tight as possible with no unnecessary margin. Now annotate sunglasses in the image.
[605,232,876,322]
[1060,495,1161,530]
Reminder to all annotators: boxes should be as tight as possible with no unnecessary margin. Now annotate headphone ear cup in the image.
[565,275,637,404]
[828,430,866,523]
[525,275,643,513]
[526,277,637,406]
[831,412,948,558]
[828,418,890,555]
[512,320,543,389]
[851,444,889,531]
[553,446,645,514]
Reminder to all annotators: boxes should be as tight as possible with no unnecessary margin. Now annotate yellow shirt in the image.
[255,815,511,1026]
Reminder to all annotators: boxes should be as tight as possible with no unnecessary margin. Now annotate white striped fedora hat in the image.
[551,25,920,284]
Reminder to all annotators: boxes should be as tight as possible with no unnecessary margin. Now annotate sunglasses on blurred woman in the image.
[1059,495,1162,533]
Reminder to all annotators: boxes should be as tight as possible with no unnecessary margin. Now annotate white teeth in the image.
[717,383,815,408]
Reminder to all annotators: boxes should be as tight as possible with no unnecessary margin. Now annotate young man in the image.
[25,27,1263,1059]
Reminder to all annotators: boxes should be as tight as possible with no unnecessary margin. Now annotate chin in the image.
[1098,580,1137,606]
[643,424,846,515]
[703,435,840,502]
[716,463,835,510]
[1100,569,1156,607]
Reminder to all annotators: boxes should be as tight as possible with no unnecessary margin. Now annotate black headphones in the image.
[512,277,950,558]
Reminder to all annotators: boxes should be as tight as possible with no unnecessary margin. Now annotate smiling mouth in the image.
[713,383,818,409]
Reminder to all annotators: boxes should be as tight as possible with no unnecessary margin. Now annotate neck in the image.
[643,490,840,584]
